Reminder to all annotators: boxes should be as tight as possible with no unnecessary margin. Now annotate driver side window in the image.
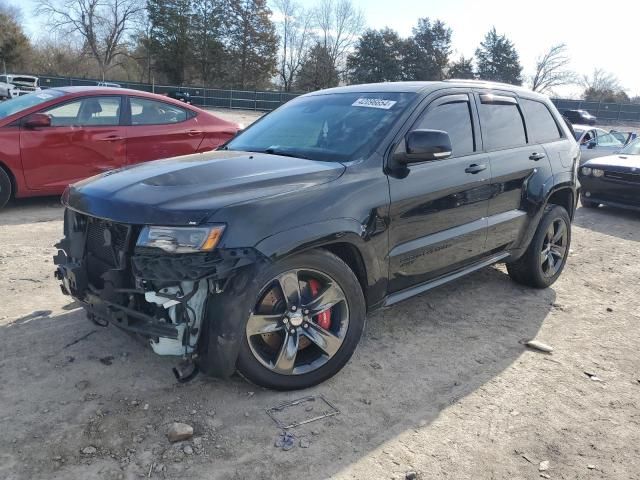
[414,97,475,157]
[44,96,122,127]
[130,98,189,125]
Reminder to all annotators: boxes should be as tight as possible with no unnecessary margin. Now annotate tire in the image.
[507,205,571,289]
[0,167,12,210]
[235,249,366,390]
[580,194,598,209]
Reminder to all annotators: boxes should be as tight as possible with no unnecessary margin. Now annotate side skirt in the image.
[383,251,511,307]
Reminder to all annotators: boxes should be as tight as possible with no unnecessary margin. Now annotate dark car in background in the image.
[54,80,578,390]
[579,138,640,211]
[167,91,192,104]
[0,87,240,209]
[564,109,597,125]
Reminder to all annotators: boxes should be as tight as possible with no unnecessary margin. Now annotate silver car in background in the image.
[0,74,41,100]
[573,124,625,164]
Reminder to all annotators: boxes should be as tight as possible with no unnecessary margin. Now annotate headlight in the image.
[581,167,592,176]
[592,169,604,177]
[136,225,225,253]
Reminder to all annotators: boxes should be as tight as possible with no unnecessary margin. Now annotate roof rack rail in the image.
[444,79,520,88]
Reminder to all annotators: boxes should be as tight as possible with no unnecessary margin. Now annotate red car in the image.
[0,87,240,209]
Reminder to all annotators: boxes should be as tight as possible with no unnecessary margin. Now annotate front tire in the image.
[507,205,571,289]
[0,167,12,209]
[236,249,366,390]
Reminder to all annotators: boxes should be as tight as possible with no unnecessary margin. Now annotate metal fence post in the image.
[254,90,257,111]
[229,90,233,109]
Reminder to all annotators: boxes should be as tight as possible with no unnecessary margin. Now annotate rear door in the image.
[476,93,554,252]
[20,95,126,190]
[387,92,492,293]
[125,97,204,165]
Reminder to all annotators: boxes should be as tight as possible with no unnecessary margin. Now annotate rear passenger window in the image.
[415,99,474,157]
[478,98,526,151]
[130,98,189,125]
[521,99,561,143]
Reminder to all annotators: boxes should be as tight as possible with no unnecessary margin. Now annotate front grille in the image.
[86,219,130,266]
[604,171,640,184]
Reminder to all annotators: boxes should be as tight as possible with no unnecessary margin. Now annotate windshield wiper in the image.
[261,148,311,160]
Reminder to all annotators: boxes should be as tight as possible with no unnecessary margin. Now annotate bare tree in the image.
[530,43,576,93]
[274,0,313,91]
[314,0,364,76]
[581,68,621,92]
[35,0,144,78]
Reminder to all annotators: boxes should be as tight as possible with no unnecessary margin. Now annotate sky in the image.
[7,0,640,97]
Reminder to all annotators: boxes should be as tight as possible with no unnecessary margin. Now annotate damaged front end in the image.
[54,208,259,381]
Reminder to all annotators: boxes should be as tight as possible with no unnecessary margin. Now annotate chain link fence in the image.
[32,75,640,120]
[38,75,301,112]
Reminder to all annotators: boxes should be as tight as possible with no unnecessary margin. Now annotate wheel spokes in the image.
[303,323,343,357]
[277,271,302,309]
[246,313,283,336]
[551,221,567,244]
[303,281,345,314]
[273,329,299,374]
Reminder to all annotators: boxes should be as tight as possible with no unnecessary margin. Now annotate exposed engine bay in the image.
[53,208,258,381]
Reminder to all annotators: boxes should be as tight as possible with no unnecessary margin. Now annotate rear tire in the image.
[507,205,571,289]
[580,194,598,208]
[0,167,12,209]
[236,249,366,390]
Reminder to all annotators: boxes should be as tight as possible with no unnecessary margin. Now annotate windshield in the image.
[620,138,640,155]
[226,92,416,162]
[0,90,66,120]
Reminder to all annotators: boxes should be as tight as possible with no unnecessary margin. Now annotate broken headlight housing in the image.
[136,225,225,254]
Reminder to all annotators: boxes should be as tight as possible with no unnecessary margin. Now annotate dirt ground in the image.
[1,110,639,480]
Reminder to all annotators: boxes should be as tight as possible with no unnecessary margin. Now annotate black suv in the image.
[55,81,579,390]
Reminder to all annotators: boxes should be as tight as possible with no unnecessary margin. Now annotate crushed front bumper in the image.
[54,209,260,353]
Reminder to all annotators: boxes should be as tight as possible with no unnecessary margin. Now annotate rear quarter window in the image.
[521,99,562,143]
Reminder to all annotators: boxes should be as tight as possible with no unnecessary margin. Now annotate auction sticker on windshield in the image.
[352,98,397,109]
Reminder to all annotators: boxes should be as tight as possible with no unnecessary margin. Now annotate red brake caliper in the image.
[308,279,331,329]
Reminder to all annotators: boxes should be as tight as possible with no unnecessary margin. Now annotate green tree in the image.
[191,0,227,85]
[403,18,451,81]
[147,0,192,84]
[226,0,278,89]
[295,43,338,91]
[0,5,31,70]
[448,56,475,79]
[347,28,404,84]
[475,27,522,85]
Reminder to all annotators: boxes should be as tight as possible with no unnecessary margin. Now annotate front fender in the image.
[254,217,389,309]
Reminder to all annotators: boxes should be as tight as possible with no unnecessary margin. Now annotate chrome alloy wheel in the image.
[540,218,568,278]
[245,269,349,376]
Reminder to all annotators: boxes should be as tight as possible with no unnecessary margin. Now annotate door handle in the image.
[529,152,546,161]
[98,135,124,142]
[465,164,487,174]
[187,130,203,136]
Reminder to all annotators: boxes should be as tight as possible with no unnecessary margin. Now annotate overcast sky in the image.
[8,0,640,97]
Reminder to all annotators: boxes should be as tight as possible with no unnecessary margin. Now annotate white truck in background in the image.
[0,74,41,100]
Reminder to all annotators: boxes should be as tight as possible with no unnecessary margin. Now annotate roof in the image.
[306,79,547,99]
[47,86,202,110]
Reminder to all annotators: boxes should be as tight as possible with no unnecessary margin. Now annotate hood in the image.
[584,154,640,171]
[64,151,345,225]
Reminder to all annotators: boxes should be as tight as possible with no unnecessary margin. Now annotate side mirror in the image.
[401,129,452,163]
[587,140,597,149]
[24,113,51,129]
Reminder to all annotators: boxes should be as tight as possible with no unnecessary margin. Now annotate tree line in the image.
[0,0,636,102]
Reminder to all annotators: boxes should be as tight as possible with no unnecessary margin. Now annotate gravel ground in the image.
[0,109,639,480]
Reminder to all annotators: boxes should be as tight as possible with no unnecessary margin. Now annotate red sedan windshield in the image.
[0,90,66,120]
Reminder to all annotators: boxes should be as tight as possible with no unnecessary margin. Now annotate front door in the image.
[20,95,126,191]
[387,93,492,293]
